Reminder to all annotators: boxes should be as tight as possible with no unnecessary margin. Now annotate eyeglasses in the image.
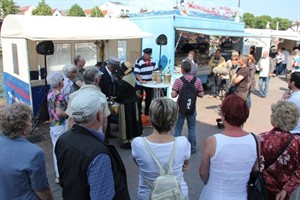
[72,71,77,73]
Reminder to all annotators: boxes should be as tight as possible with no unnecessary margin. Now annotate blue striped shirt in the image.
[134,56,158,81]
[84,126,115,200]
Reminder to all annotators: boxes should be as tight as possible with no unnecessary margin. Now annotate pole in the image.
[44,54,48,94]
[158,45,162,70]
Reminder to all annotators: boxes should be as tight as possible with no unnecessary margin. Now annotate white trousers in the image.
[49,121,68,178]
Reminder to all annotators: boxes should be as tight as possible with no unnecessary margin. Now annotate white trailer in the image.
[1,15,152,116]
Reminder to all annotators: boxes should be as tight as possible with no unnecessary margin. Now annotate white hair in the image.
[46,71,64,88]
[63,64,77,78]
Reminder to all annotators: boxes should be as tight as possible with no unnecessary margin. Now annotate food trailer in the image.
[130,9,252,88]
[1,15,152,116]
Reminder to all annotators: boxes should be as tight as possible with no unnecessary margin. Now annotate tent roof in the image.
[1,15,153,41]
[245,28,300,41]
[176,28,256,37]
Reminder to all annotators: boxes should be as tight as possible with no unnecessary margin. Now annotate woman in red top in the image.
[259,100,300,200]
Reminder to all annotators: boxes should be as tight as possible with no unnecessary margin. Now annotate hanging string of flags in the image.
[178,32,242,45]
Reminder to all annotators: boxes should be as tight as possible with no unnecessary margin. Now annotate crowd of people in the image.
[0,45,299,200]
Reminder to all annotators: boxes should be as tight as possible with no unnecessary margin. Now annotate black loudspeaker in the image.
[156,34,168,45]
[36,41,54,55]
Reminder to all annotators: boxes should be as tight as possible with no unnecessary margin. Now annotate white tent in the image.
[1,15,152,40]
[1,15,152,115]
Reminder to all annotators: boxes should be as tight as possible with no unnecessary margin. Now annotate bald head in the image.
[263,51,269,58]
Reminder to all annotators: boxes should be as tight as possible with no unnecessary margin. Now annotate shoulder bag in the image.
[247,133,294,200]
[247,133,268,200]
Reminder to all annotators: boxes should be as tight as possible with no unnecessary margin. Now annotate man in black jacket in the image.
[99,57,121,139]
[55,90,129,200]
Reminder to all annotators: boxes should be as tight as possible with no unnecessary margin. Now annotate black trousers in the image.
[136,85,152,115]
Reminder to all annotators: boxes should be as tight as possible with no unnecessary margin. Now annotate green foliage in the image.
[1,0,20,17]
[243,13,293,30]
[243,13,255,28]
[270,17,292,30]
[90,6,103,17]
[254,15,272,29]
[32,0,52,16]
[67,4,85,17]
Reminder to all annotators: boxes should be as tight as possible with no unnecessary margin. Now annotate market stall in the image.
[130,9,253,89]
[1,15,152,115]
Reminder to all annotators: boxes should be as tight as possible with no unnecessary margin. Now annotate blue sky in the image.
[14,0,300,21]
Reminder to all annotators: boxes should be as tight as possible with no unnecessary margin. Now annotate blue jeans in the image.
[210,75,221,96]
[174,111,196,151]
[275,63,284,76]
[246,91,251,108]
[258,76,270,97]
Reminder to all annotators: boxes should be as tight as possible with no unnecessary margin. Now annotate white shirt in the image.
[132,136,190,200]
[259,57,270,77]
[200,133,256,200]
[282,50,290,64]
[288,90,300,134]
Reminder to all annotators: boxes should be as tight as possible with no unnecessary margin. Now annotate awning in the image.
[176,28,257,37]
[274,35,300,41]
[1,15,153,41]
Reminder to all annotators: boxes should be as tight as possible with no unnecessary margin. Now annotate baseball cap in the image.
[71,90,104,121]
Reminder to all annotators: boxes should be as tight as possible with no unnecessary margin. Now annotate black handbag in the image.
[247,133,268,200]
[247,133,294,200]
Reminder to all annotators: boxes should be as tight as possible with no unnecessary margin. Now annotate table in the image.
[141,81,171,99]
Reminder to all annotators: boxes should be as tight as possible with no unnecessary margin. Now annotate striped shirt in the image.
[172,74,204,94]
[134,56,158,81]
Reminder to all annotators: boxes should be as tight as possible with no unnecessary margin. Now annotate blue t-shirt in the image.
[0,135,49,200]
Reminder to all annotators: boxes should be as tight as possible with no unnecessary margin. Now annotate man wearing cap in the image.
[134,48,158,115]
[55,90,130,200]
[66,66,110,136]
[73,55,86,90]
[99,57,121,139]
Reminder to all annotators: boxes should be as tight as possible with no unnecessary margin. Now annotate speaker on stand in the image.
[156,34,168,70]
[30,41,54,135]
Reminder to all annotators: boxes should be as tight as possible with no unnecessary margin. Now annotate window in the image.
[12,43,19,75]
[48,43,71,72]
[118,41,127,60]
[75,43,97,67]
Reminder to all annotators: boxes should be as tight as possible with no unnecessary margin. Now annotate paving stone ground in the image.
[29,75,299,200]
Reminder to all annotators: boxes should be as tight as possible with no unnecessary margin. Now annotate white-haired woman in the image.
[0,103,53,200]
[132,97,190,199]
[259,100,300,200]
[61,64,78,101]
[46,71,68,184]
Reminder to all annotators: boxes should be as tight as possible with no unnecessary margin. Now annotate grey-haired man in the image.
[66,66,110,135]
[55,90,130,200]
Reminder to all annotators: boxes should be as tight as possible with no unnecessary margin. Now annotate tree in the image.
[1,0,20,17]
[90,6,103,17]
[243,13,255,28]
[67,4,85,17]
[32,0,52,16]
[270,17,292,30]
[254,15,272,29]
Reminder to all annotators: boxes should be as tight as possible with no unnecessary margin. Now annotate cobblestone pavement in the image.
[29,75,299,200]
